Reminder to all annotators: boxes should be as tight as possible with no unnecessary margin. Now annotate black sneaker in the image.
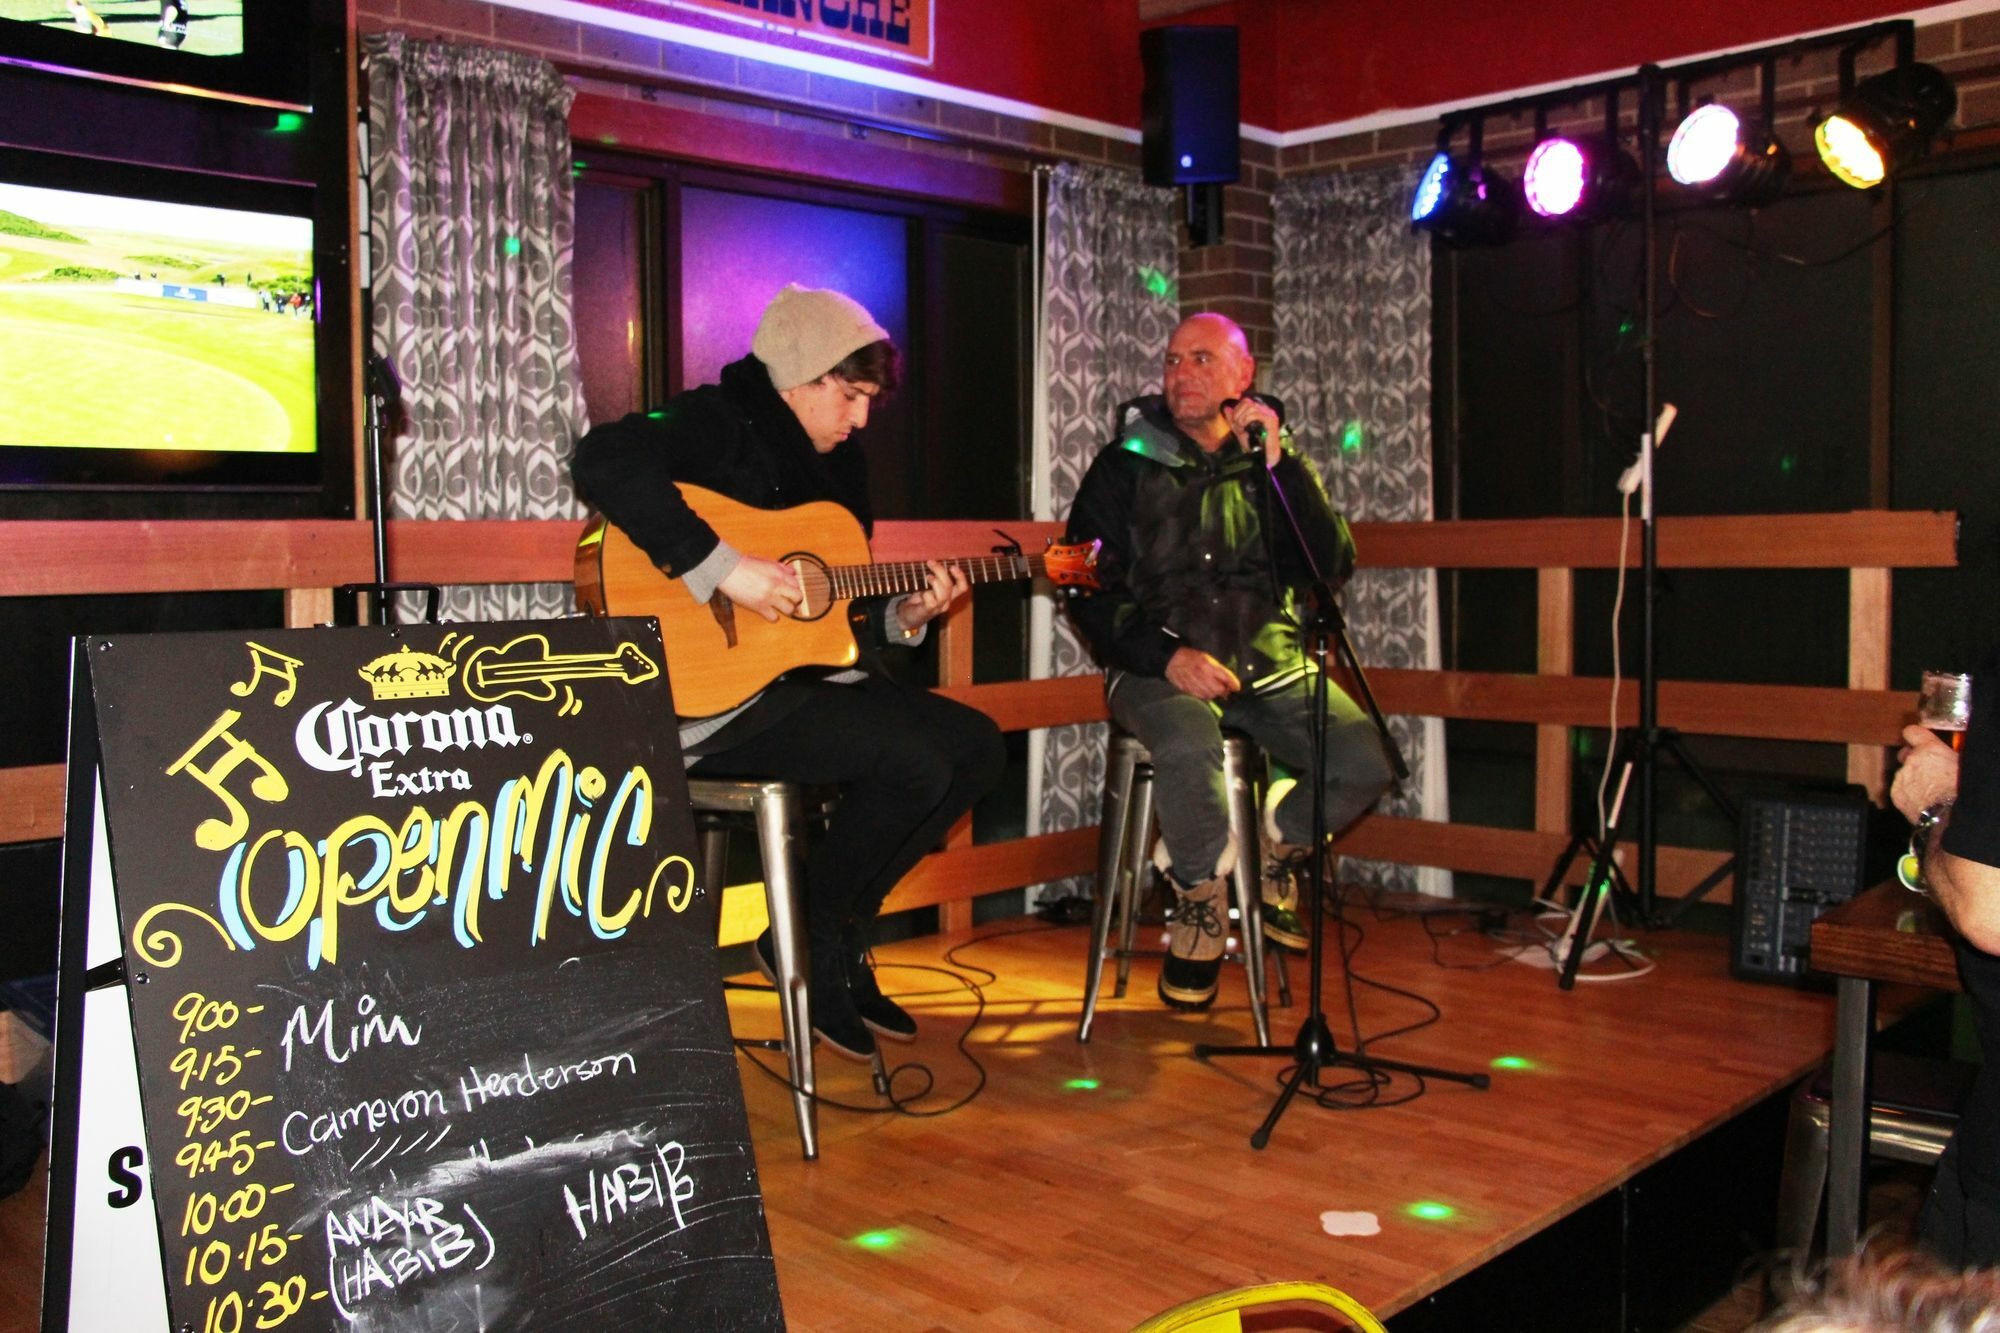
[1158,872,1227,1011]
[809,981,877,1062]
[844,926,917,1042]
[752,928,781,986]
[754,929,877,1061]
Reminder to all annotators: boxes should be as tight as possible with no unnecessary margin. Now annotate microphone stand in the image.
[335,353,442,626]
[1196,438,1488,1148]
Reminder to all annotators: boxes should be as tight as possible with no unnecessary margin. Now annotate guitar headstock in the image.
[1042,539,1102,592]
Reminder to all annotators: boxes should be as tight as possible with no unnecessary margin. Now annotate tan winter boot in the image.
[1155,839,1232,1010]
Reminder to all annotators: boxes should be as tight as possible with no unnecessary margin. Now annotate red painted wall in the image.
[1259,0,1927,129]
[570,0,1933,131]
[570,0,1147,127]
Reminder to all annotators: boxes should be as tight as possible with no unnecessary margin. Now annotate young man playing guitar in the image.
[571,284,1004,1060]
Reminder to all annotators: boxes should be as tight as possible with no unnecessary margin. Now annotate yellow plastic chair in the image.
[1133,1281,1387,1333]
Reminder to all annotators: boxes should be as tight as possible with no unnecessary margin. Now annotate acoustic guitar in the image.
[574,484,1100,717]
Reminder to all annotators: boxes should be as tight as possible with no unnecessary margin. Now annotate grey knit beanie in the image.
[751,284,890,391]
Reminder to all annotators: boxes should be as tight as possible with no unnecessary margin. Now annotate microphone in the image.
[1220,394,1279,454]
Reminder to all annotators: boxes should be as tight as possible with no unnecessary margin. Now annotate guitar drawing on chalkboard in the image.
[455,633,661,713]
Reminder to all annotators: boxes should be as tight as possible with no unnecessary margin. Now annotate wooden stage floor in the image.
[731,908,1835,1330]
[0,904,1837,1331]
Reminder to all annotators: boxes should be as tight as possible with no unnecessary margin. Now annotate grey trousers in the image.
[1106,668,1394,887]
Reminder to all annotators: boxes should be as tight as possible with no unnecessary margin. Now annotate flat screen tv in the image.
[0,147,328,498]
[0,1,308,109]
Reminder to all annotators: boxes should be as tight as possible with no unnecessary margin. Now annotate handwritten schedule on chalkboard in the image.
[83,620,783,1331]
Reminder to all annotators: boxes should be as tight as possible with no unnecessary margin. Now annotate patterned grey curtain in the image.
[364,33,586,621]
[1271,166,1448,896]
[1034,163,1180,889]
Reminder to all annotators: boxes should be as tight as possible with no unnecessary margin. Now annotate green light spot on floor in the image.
[273,112,306,133]
[1407,1201,1455,1221]
[1492,1056,1533,1071]
[851,1229,901,1250]
[1065,1077,1100,1091]
[1780,454,1797,474]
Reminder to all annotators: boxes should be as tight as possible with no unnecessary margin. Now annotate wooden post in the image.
[1848,567,1892,802]
[935,598,976,934]
[1535,568,1575,844]
[285,587,335,628]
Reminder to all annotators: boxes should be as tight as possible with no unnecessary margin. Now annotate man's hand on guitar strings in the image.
[718,555,804,622]
[896,560,972,635]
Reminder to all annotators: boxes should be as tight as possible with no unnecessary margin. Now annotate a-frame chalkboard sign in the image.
[43,619,784,1331]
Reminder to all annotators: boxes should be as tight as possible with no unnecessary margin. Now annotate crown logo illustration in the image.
[358,645,456,701]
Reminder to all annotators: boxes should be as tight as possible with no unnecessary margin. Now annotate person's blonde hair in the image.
[1757,1249,2000,1332]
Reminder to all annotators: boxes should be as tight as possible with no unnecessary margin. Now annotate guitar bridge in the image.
[709,594,739,648]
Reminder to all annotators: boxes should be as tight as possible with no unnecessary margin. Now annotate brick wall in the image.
[358,0,1135,178]
[354,0,1286,352]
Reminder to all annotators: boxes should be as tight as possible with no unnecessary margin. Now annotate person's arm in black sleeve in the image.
[1062,450,1180,676]
[570,408,729,581]
[1267,446,1356,592]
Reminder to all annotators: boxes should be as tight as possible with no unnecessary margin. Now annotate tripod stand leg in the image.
[1559,840,1618,991]
[1250,1058,1314,1150]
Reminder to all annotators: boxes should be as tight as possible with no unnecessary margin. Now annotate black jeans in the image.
[688,675,1006,947]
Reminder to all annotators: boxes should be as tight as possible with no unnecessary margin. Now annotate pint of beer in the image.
[1919,670,1972,750]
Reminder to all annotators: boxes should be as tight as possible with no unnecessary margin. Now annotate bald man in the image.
[1063,313,1392,1011]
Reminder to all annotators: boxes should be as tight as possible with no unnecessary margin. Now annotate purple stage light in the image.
[1523,138,1586,218]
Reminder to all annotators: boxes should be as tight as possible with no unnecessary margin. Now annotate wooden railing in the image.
[0,509,1958,928]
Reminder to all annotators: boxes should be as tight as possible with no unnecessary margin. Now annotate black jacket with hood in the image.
[1061,393,1355,691]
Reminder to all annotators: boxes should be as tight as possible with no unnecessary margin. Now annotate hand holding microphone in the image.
[1221,394,1284,469]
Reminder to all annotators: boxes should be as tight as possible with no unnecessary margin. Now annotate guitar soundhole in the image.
[784,553,835,620]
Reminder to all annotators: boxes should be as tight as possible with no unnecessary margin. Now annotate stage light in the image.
[1667,103,1791,205]
[1523,136,1641,222]
[1523,138,1586,217]
[1410,151,1451,223]
[1815,62,1956,188]
[1409,150,1519,246]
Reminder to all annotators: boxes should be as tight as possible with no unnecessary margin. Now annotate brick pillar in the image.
[1177,138,1276,363]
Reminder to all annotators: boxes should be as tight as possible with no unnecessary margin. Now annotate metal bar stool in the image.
[689,777,887,1161]
[1078,729,1272,1046]
[1774,1048,1970,1255]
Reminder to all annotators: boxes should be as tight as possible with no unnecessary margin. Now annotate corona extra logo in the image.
[359,645,455,701]
[295,698,524,777]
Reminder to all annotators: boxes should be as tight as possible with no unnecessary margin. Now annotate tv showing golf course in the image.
[0,1,242,59]
[0,175,315,460]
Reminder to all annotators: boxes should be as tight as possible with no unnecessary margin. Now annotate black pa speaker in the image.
[1140,26,1240,188]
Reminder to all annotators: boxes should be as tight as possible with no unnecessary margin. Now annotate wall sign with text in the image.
[632,0,932,64]
[46,619,783,1332]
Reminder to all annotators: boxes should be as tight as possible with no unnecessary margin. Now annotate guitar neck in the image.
[828,553,1052,601]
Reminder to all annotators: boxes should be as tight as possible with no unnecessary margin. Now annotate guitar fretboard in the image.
[828,553,1053,600]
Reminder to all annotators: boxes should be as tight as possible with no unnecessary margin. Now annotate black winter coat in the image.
[570,353,875,575]
[1062,395,1355,689]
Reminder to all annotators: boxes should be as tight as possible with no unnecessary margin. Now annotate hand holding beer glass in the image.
[1897,670,1971,893]
[1921,670,1973,748]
